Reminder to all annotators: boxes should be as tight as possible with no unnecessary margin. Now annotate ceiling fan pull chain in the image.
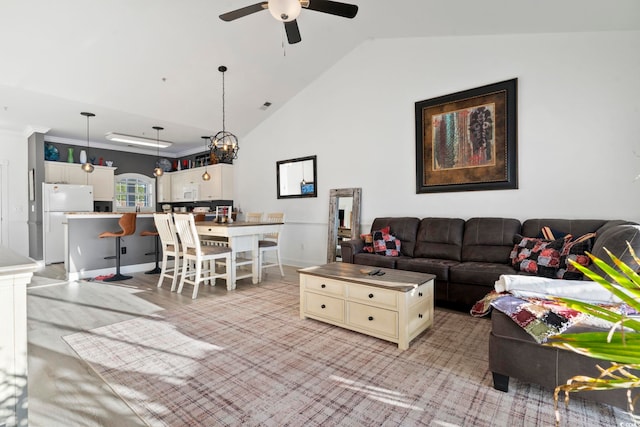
[282,29,287,56]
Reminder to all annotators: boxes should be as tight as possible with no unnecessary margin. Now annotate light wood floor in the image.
[27,262,301,427]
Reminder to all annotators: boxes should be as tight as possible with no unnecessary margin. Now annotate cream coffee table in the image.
[299,262,435,350]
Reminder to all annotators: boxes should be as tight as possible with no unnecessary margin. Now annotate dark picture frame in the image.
[415,78,518,193]
[276,155,317,199]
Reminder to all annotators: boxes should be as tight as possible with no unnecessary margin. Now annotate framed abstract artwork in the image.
[415,78,518,193]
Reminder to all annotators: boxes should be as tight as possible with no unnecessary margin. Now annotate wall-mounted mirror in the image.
[276,155,317,199]
[327,188,361,263]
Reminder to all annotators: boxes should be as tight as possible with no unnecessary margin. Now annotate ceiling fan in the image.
[219,0,359,44]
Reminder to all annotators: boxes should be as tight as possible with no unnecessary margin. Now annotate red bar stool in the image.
[99,213,137,281]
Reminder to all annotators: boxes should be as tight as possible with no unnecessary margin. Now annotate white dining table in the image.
[195,220,283,289]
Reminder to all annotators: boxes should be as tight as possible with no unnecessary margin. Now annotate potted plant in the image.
[546,244,640,424]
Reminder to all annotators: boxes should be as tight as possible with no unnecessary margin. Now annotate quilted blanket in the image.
[471,291,585,343]
[472,291,638,344]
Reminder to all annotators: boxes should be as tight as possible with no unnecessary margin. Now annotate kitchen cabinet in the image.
[167,164,232,202]
[45,161,116,201]
[169,169,195,202]
[156,174,171,203]
[199,164,233,200]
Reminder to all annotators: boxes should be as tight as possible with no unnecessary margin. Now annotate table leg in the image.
[251,235,259,284]
[229,237,237,290]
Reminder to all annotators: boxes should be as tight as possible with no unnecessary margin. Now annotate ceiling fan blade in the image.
[284,20,302,44]
[219,2,267,22]
[306,0,358,18]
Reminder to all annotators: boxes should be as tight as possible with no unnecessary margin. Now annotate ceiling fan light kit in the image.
[268,0,301,22]
[220,0,358,44]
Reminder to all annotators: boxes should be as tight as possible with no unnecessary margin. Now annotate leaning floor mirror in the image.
[327,188,362,263]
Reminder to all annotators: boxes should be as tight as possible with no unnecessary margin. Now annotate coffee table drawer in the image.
[348,284,398,309]
[347,302,398,338]
[407,280,433,307]
[305,292,345,323]
[303,275,345,297]
[408,299,433,336]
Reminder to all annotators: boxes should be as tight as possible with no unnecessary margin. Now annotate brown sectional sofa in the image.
[340,217,635,308]
[341,216,640,410]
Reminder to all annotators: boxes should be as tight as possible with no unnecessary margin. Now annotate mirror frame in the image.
[276,155,317,199]
[327,187,362,263]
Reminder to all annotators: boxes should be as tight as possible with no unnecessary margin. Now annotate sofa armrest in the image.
[340,239,364,263]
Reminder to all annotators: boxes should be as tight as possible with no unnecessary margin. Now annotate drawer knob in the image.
[418,292,423,297]
[368,293,374,299]
[418,314,423,319]
[321,284,326,288]
[368,316,374,321]
[321,304,326,309]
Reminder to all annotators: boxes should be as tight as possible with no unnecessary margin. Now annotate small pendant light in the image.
[80,112,95,173]
[201,136,211,181]
[153,126,164,177]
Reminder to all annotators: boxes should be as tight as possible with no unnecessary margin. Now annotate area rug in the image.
[63,281,630,426]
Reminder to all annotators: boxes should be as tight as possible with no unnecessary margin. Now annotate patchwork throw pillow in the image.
[361,226,390,254]
[556,233,596,280]
[361,233,375,253]
[373,230,401,257]
[510,237,566,278]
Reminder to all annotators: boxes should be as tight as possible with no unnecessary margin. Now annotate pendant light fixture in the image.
[201,137,211,181]
[153,126,164,177]
[208,65,239,162]
[80,112,95,173]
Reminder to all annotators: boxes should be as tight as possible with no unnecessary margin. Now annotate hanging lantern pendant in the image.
[207,65,239,162]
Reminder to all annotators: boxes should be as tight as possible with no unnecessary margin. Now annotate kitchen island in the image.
[65,213,158,280]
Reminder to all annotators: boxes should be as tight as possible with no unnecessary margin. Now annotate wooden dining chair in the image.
[245,212,264,223]
[153,213,183,291]
[173,213,233,298]
[258,212,285,282]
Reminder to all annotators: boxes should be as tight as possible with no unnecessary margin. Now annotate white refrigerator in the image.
[43,183,94,264]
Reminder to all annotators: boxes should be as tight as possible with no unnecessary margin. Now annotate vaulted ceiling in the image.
[1,0,638,155]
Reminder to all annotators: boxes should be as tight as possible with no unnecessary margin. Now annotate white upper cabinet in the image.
[199,164,233,201]
[165,164,233,202]
[44,161,116,201]
[156,174,171,203]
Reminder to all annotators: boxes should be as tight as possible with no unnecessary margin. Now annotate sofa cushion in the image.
[396,257,460,281]
[414,217,465,261]
[521,219,607,239]
[370,217,420,257]
[450,261,517,286]
[462,218,522,263]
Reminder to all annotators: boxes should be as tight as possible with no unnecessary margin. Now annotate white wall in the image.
[235,31,640,267]
[0,130,29,256]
